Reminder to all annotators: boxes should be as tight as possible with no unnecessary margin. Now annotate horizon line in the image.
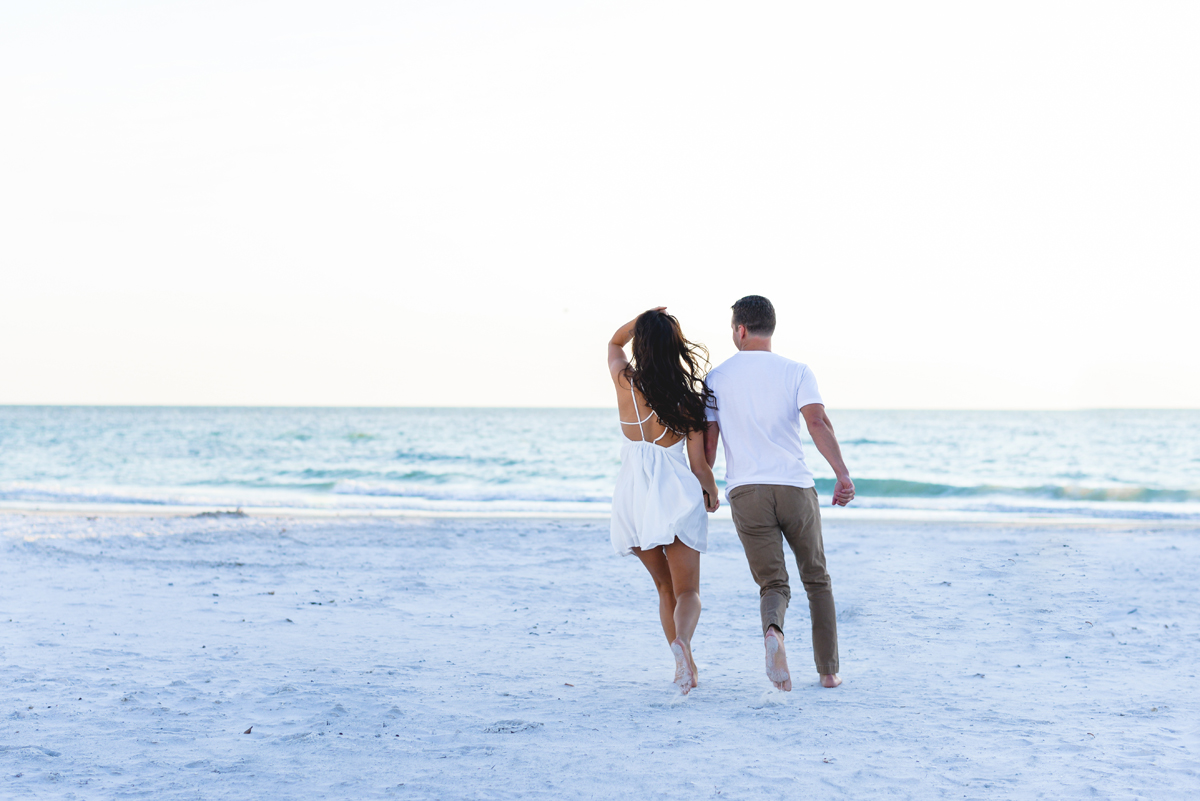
[2,404,1197,412]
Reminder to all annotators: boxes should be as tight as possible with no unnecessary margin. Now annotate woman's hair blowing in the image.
[625,310,715,434]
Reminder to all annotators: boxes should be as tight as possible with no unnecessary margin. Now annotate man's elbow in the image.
[806,416,832,438]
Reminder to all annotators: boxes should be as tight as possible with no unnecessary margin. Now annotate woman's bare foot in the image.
[675,640,697,689]
[764,629,792,692]
[671,639,694,694]
[820,674,842,688]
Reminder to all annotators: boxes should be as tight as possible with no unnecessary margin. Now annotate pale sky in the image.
[2,1,1197,408]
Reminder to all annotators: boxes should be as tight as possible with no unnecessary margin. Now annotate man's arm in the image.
[801,404,855,506]
[704,422,719,469]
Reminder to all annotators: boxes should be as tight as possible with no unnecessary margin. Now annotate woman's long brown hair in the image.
[624,309,715,434]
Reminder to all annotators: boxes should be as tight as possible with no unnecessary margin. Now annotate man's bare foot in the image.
[671,639,694,694]
[764,629,792,692]
[820,673,842,688]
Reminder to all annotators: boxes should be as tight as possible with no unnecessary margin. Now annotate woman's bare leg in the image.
[632,546,677,643]
[664,538,701,688]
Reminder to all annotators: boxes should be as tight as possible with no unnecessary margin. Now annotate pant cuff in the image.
[815,664,839,674]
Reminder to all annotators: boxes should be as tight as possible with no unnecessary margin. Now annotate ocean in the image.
[1,406,1197,520]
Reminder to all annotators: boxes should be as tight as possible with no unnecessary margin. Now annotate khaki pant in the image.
[727,484,839,675]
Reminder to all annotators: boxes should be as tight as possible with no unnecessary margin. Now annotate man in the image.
[704,295,855,691]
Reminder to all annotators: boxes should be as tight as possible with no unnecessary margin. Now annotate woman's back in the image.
[616,377,684,447]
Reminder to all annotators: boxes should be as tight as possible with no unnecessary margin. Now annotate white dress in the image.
[610,385,708,556]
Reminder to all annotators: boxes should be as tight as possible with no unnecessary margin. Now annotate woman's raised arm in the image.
[607,307,665,382]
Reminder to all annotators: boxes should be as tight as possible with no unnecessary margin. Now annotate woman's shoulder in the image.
[611,364,635,390]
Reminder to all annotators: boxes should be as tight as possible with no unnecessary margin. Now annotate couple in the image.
[607,295,855,695]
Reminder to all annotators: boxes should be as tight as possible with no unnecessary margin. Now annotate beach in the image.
[3,510,1197,799]
[5,0,1200,796]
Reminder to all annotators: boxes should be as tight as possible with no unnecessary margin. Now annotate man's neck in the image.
[739,338,772,352]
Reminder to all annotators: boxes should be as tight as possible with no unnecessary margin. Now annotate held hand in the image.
[703,489,720,513]
[832,476,855,507]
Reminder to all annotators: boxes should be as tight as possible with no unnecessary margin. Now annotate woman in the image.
[608,307,721,694]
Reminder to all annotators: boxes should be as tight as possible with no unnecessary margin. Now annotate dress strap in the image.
[619,382,672,443]
[630,383,645,441]
[618,384,654,439]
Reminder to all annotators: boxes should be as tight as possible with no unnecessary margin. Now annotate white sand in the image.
[2,511,1197,799]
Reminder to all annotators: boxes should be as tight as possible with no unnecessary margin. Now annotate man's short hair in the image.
[731,295,776,336]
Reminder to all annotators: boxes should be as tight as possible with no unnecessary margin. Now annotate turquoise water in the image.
[0,407,1197,519]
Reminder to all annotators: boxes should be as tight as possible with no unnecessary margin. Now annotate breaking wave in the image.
[813,478,1200,503]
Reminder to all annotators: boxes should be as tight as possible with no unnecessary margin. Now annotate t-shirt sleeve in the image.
[796,366,824,409]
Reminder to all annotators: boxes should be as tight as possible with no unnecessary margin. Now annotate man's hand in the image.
[832,476,855,507]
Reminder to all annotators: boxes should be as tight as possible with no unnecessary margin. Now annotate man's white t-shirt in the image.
[705,350,824,492]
